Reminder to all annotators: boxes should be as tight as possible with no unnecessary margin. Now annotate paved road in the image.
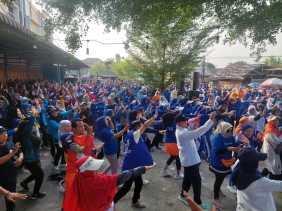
[1,148,282,211]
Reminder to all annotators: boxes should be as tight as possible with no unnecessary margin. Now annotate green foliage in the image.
[0,0,15,5]
[111,59,141,80]
[126,5,219,89]
[263,56,282,67]
[42,0,282,55]
[90,61,114,77]
[207,0,282,57]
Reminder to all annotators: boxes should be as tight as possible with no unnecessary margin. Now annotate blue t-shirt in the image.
[100,128,118,155]
[122,130,153,170]
[210,134,237,171]
[164,125,176,144]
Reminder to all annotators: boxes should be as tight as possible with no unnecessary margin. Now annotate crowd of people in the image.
[0,79,281,211]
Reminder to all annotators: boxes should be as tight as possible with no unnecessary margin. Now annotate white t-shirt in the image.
[175,120,213,167]
[237,177,282,211]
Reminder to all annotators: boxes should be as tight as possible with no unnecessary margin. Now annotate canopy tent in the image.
[261,78,282,89]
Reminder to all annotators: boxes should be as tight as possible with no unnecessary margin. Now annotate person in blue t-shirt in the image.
[209,121,241,209]
[161,112,182,179]
[95,116,128,174]
[114,116,155,208]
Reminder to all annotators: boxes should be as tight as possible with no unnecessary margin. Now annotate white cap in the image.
[77,156,105,173]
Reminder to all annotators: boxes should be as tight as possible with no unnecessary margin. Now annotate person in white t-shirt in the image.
[232,147,282,211]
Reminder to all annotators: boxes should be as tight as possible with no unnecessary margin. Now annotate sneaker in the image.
[20,182,29,192]
[143,179,150,185]
[174,173,184,180]
[30,192,46,199]
[178,195,188,207]
[59,180,65,193]
[131,201,146,209]
[161,169,171,178]
[201,202,212,210]
[227,185,237,194]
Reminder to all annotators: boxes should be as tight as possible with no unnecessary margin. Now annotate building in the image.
[29,2,48,36]
[0,1,87,81]
[209,62,282,89]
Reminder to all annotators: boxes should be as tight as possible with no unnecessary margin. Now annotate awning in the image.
[0,11,88,69]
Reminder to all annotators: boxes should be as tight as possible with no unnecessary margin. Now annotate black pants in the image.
[114,175,143,204]
[54,144,65,166]
[182,164,202,205]
[50,139,56,159]
[22,161,44,195]
[209,167,230,199]
[167,156,181,171]
[152,133,163,149]
[40,127,50,147]
[1,180,16,211]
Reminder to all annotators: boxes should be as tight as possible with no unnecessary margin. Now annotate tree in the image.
[90,61,114,77]
[111,59,141,80]
[126,5,219,89]
[263,56,282,67]
[38,0,282,54]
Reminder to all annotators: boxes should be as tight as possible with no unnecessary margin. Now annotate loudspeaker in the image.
[192,72,200,90]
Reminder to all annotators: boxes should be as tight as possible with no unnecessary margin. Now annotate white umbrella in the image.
[261,78,282,89]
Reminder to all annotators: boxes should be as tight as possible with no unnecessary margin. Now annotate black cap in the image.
[175,114,187,123]
[238,148,267,168]
[0,126,7,134]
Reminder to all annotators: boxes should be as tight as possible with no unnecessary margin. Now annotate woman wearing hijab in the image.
[95,116,127,174]
[232,147,282,211]
[209,121,241,208]
[262,115,282,180]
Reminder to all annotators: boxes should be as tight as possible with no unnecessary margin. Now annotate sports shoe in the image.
[131,201,146,209]
[178,195,188,207]
[59,180,65,193]
[161,169,171,178]
[201,202,212,210]
[143,179,150,185]
[174,173,184,180]
[227,185,237,194]
[30,192,46,199]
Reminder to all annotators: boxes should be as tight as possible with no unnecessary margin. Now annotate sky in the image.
[52,22,282,68]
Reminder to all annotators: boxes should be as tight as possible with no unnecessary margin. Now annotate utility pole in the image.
[202,56,206,84]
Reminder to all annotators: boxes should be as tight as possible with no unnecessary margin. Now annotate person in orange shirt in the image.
[63,119,96,211]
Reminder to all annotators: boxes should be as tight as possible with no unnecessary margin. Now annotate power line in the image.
[53,38,124,45]
[207,55,282,59]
